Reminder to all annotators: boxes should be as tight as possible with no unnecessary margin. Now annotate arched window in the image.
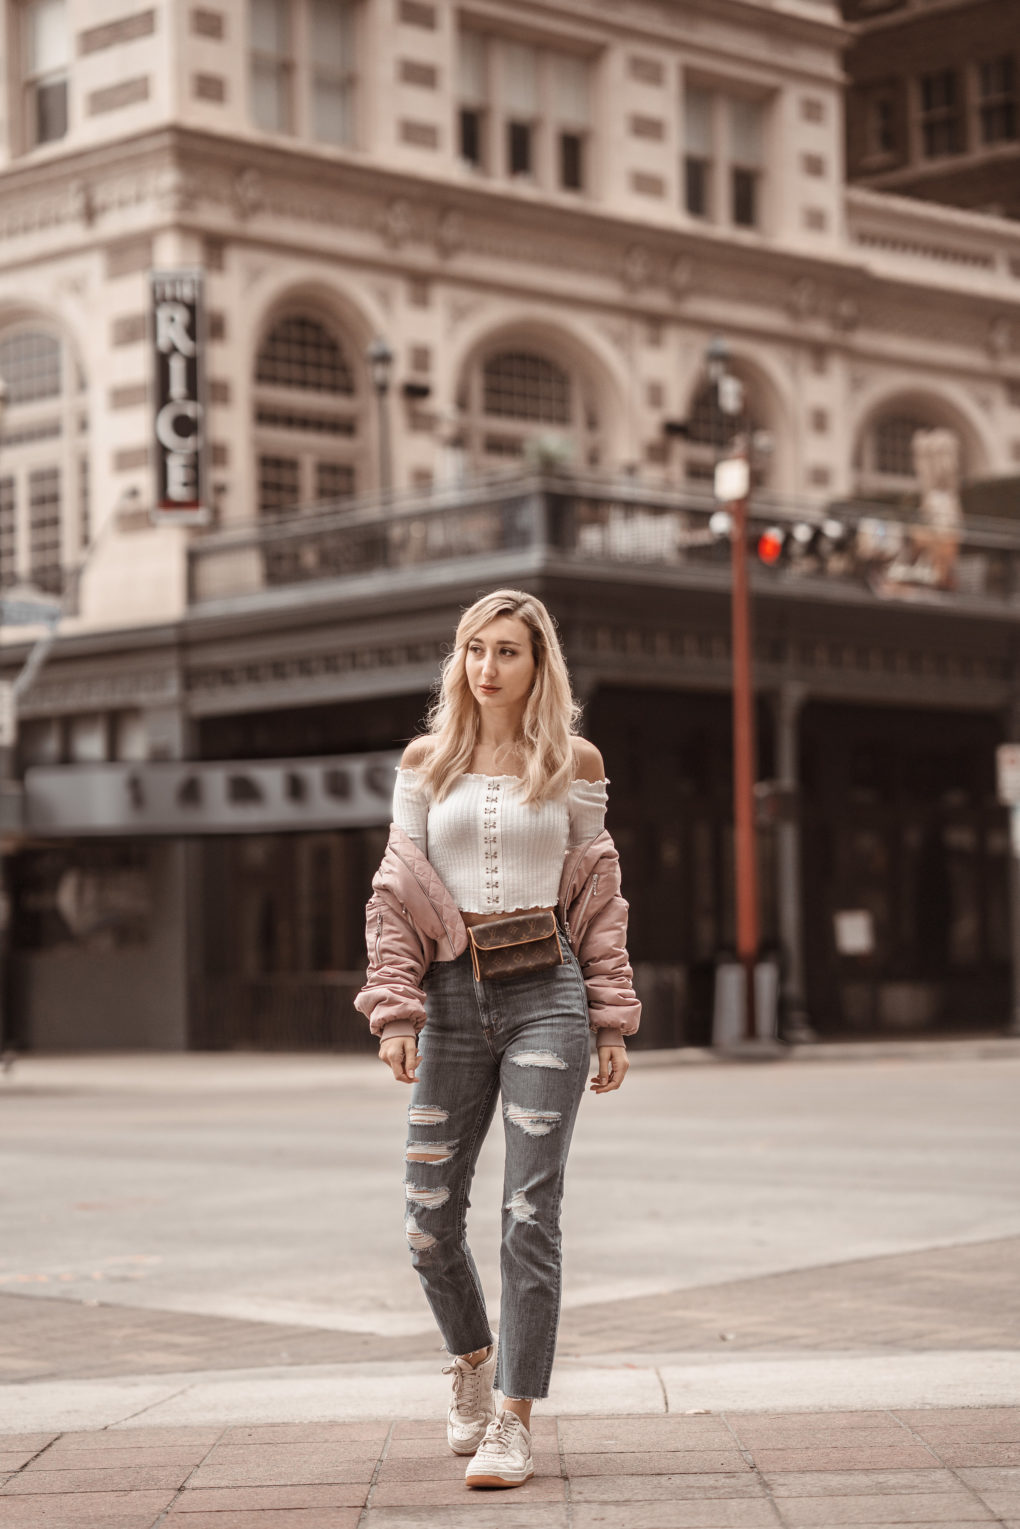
[253,312,365,514]
[458,345,600,473]
[683,376,764,485]
[0,326,88,595]
[855,405,969,500]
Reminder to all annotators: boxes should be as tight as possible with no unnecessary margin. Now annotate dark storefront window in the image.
[801,704,1007,1034]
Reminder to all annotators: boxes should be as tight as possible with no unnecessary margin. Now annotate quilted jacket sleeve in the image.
[352,887,430,1040]
[573,848,641,1045]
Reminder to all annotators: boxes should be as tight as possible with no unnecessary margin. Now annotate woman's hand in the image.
[379,1037,421,1084]
[590,1045,628,1094]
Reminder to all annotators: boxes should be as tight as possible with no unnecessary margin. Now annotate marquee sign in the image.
[150,268,208,524]
[24,751,402,836]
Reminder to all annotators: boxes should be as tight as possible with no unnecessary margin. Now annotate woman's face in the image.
[465,616,537,716]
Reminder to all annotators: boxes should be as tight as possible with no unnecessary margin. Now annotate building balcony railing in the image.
[186,470,1020,617]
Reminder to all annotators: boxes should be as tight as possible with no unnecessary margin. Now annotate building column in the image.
[774,681,815,1042]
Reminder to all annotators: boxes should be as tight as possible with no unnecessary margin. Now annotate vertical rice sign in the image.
[151,269,208,523]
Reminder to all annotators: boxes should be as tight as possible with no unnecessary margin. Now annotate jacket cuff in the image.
[594,1026,625,1048]
[378,1018,418,1043]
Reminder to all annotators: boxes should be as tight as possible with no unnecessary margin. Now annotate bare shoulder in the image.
[571,736,606,783]
[400,736,435,770]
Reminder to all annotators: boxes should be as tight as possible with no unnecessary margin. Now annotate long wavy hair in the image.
[420,589,581,805]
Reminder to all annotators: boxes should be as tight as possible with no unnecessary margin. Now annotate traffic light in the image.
[757,526,787,566]
[755,517,851,574]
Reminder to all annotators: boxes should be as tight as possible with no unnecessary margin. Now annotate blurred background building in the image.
[0,0,1018,1051]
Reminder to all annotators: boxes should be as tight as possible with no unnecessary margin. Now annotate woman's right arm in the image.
[373,738,434,1084]
[392,738,432,852]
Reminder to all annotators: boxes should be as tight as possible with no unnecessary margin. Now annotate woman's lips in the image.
[479,685,500,694]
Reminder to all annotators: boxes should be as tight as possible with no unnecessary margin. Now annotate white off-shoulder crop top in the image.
[393,768,608,915]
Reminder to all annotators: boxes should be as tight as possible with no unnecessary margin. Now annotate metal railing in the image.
[187,470,1020,613]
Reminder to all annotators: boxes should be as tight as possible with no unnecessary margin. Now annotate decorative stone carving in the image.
[380,197,414,249]
[622,244,653,291]
[669,255,695,297]
[788,276,819,320]
[69,179,95,226]
[447,294,482,330]
[436,207,466,256]
[232,167,264,220]
[833,295,859,332]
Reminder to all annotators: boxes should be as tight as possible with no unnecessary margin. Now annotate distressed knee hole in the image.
[404,1183,450,1210]
[506,1189,537,1224]
[407,1104,449,1126]
[405,1214,438,1252]
[511,1051,568,1071]
[504,1102,562,1137]
[405,1141,457,1164]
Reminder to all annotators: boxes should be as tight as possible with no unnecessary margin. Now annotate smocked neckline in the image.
[395,767,609,785]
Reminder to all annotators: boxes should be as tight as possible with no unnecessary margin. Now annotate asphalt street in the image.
[1,1048,1018,1343]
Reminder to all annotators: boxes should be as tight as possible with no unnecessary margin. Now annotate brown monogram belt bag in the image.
[467,910,563,983]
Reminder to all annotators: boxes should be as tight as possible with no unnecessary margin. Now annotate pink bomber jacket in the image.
[354,824,641,1048]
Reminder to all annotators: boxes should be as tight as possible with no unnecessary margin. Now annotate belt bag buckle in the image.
[467,910,563,983]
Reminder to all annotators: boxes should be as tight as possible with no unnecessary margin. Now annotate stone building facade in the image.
[1,0,1019,1050]
[844,0,1020,221]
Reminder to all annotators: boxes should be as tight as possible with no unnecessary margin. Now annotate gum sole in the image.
[466,1472,534,1488]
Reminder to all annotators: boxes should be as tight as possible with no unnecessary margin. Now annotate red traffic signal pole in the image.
[729,491,761,1043]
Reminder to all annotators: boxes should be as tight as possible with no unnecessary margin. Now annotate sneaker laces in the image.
[480,1412,522,1454]
[442,1353,488,1419]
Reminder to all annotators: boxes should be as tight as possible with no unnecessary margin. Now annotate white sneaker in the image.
[465,1409,534,1488]
[442,1345,496,1455]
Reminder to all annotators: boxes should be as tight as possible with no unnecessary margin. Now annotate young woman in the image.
[355,589,640,1489]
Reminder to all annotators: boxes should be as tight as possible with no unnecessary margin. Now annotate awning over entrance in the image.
[23,749,402,836]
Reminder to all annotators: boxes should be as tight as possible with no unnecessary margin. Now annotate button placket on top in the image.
[483,778,503,910]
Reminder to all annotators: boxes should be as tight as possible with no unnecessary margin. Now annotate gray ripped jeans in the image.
[403,928,591,1401]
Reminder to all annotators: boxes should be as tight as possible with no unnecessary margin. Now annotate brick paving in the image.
[2,1409,1019,1527]
[3,1235,1018,1387]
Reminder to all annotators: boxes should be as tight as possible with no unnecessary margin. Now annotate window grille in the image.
[687,381,747,449]
[256,316,355,393]
[482,351,571,424]
[0,330,61,403]
[0,478,15,587]
[0,325,83,594]
[315,462,356,500]
[79,452,90,549]
[255,407,356,436]
[258,455,301,516]
[29,465,62,594]
[874,414,926,477]
[482,434,526,458]
[1,419,62,448]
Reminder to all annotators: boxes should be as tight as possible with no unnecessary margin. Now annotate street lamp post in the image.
[367,336,395,497]
[707,339,761,1044]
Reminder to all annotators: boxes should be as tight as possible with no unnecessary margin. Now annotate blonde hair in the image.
[420,589,581,805]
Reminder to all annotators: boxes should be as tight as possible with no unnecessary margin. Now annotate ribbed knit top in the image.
[393,768,609,915]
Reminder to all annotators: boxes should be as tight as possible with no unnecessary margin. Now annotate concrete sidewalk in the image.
[2,1407,1019,1528]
